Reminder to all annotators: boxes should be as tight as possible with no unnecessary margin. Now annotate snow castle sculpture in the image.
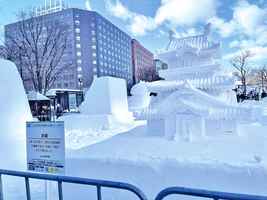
[158,23,235,103]
[131,24,257,141]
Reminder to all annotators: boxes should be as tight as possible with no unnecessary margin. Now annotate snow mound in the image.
[129,82,150,111]
[60,114,138,150]
[80,76,133,123]
[0,59,32,168]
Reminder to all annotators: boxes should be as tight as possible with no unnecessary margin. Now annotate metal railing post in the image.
[97,185,102,200]
[25,177,31,200]
[0,174,4,200]
[58,181,63,200]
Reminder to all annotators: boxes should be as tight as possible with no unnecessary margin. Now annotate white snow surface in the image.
[0,59,32,169]
[61,121,267,199]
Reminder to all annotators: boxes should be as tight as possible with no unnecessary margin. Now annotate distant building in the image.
[0,45,6,59]
[154,59,168,72]
[131,39,154,84]
[5,5,133,92]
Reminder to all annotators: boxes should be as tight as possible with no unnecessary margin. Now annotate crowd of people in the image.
[234,87,267,103]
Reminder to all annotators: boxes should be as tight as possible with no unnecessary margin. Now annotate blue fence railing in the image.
[155,187,267,200]
[0,169,148,200]
[1,169,267,200]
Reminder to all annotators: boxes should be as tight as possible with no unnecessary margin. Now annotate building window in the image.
[77,59,82,64]
[77,52,82,57]
[76,44,81,48]
[76,36,81,41]
[93,60,97,65]
[75,20,80,25]
[92,45,96,50]
[75,28,80,33]
[77,67,82,72]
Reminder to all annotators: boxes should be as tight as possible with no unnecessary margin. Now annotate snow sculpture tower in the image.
[158,24,235,102]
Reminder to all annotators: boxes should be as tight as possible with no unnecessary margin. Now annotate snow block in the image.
[80,76,132,123]
[0,59,32,168]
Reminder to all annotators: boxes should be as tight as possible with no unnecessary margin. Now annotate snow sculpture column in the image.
[165,114,176,140]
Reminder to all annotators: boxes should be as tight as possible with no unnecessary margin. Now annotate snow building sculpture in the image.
[137,81,250,141]
[80,76,133,124]
[131,24,259,141]
[158,23,236,103]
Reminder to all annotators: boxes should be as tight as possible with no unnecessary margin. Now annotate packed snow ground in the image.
[53,119,267,200]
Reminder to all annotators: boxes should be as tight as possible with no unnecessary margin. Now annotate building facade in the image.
[5,7,133,92]
[131,39,154,84]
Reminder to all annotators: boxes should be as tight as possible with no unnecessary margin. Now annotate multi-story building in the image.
[5,5,133,92]
[131,39,154,84]
[0,45,5,59]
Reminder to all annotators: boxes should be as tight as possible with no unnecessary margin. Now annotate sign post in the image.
[26,121,65,200]
[26,121,65,174]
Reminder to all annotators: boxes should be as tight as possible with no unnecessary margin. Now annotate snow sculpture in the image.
[80,76,133,124]
[0,59,32,168]
[130,24,260,141]
[136,81,246,141]
[159,23,235,103]
[128,81,150,111]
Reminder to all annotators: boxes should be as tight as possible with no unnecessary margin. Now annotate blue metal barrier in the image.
[0,169,148,200]
[2,169,267,200]
[155,187,267,200]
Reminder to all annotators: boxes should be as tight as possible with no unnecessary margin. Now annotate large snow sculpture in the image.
[158,23,235,103]
[80,76,133,124]
[0,59,32,168]
[130,24,261,141]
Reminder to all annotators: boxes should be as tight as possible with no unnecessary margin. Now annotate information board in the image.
[26,121,65,174]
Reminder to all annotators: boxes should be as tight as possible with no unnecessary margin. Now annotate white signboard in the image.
[26,121,65,174]
[69,93,77,111]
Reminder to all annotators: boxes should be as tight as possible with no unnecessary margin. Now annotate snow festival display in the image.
[158,23,235,102]
[0,59,32,168]
[80,76,133,123]
[131,24,263,140]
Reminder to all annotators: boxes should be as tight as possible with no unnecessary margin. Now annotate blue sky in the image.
[0,0,267,67]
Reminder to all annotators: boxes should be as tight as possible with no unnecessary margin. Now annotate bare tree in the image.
[4,10,70,95]
[256,65,267,90]
[231,50,253,95]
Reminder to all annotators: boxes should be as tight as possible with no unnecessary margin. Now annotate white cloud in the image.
[106,0,131,20]
[85,0,92,11]
[105,0,156,36]
[224,46,267,63]
[155,0,217,26]
[106,0,217,36]
[233,0,266,36]
[210,0,267,39]
[128,15,156,36]
[208,17,236,38]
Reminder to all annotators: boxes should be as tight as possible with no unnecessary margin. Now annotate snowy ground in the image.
[2,114,267,199]
[55,119,267,199]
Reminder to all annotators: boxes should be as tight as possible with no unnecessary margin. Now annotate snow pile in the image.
[0,59,32,168]
[128,82,150,111]
[60,114,139,150]
[80,76,133,123]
